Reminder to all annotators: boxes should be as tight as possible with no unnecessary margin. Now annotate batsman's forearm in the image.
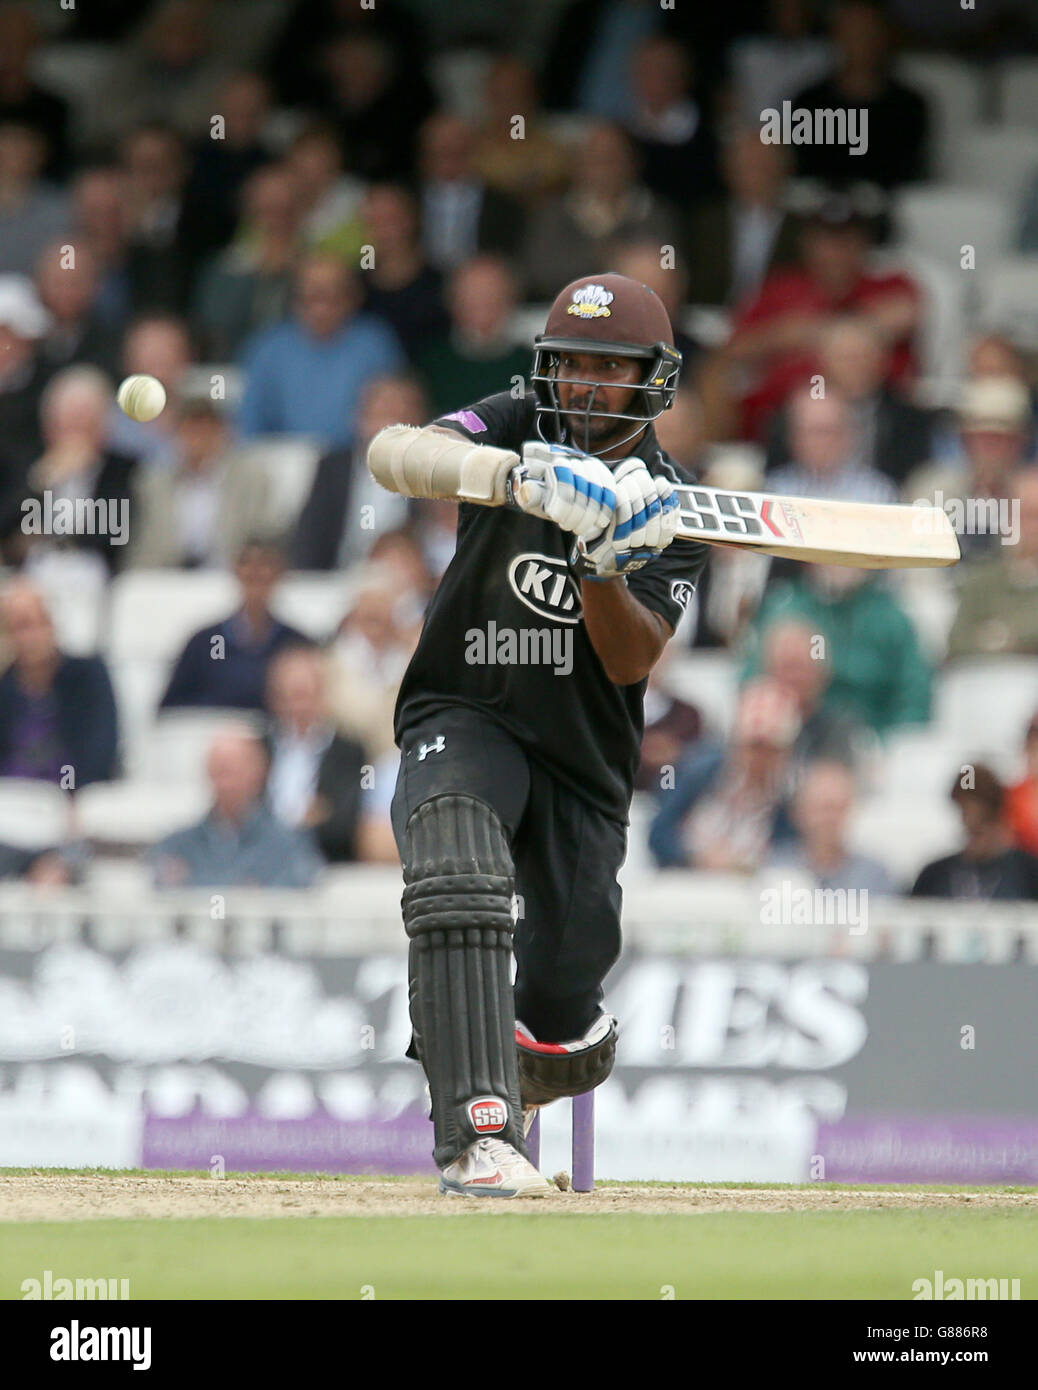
[367,424,519,506]
[580,577,670,685]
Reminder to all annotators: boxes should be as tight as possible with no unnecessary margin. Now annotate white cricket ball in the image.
[117,373,167,422]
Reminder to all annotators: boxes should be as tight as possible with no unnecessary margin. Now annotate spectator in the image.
[725,194,920,442]
[946,470,1038,659]
[8,366,136,575]
[118,123,191,312]
[910,377,1035,565]
[129,398,270,569]
[108,313,194,467]
[0,578,118,787]
[912,764,1038,901]
[788,0,929,189]
[292,373,424,572]
[964,335,1037,453]
[767,759,894,893]
[473,57,569,205]
[177,71,275,271]
[522,123,679,301]
[0,4,70,177]
[326,563,419,759]
[652,385,708,475]
[265,645,371,863]
[758,618,867,766]
[0,840,72,885]
[286,120,365,260]
[35,241,122,380]
[1007,713,1038,857]
[608,239,701,379]
[151,726,322,888]
[685,129,800,309]
[319,30,433,182]
[743,566,932,735]
[159,537,312,712]
[416,256,527,418]
[358,183,449,362]
[0,275,50,493]
[191,162,302,359]
[367,525,435,610]
[625,35,720,208]
[766,387,898,504]
[69,166,133,329]
[417,113,525,273]
[767,316,933,486]
[0,122,68,277]
[237,252,404,447]
[648,678,800,871]
[103,0,231,142]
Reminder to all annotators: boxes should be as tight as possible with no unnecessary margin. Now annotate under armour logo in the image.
[417,736,445,761]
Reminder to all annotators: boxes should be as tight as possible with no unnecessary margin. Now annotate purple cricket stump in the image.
[526,1111,541,1169]
[571,1090,595,1192]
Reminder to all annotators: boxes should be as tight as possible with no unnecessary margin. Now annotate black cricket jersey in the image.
[394,391,708,822]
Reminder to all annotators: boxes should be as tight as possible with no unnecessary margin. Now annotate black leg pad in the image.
[402,794,526,1167]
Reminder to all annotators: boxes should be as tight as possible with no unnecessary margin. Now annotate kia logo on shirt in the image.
[507,553,582,624]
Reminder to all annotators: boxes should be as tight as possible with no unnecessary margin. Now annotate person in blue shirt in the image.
[236,252,405,447]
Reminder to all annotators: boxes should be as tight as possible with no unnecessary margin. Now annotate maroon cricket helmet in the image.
[531,272,682,454]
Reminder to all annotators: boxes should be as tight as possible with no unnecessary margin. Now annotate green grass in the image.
[3,1207,1036,1300]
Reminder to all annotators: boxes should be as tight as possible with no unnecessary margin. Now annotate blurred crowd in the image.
[1,0,1038,902]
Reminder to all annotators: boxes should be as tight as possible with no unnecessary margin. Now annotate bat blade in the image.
[672,485,960,569]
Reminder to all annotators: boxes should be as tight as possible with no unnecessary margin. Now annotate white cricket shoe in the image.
[440,1137,552,1198]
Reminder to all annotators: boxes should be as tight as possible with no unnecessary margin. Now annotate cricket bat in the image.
[668,484,959,568]
[517,477,959,569]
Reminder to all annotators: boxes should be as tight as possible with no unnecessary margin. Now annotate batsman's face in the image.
[555,352,643,448]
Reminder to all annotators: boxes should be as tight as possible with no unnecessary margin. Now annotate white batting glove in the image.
[577,458,680,578]
[510,440,616,538]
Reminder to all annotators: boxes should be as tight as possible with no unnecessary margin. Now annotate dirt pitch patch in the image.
[2,1173,1036,1222]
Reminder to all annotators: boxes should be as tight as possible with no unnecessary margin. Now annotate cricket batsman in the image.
[367,272,708,1195]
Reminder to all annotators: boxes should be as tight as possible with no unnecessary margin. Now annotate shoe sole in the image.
[439,1178,551,1198]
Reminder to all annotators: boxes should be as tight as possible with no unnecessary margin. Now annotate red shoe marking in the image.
[470,1171,504,1186]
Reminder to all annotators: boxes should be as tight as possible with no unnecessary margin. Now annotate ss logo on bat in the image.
[675,488,764,537]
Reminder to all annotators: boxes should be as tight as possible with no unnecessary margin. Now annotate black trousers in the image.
[391,706,626,1042]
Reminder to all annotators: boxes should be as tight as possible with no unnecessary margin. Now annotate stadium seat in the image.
[235,436,322,533]
[23,549,108,656]
[975,257,1038,351]
[895,567,958,662]
[947,126,1038,201]
[108,657,170,780]
[872,726,964,800]
[664,650,739,738]
[140,709,266,788]
[895,56,984,179]
[275,574,349,643]
[29,43,117,149]
[106,569,237,666]
[891,187,1014,278]
[870,248,967,398]
[936,657,1038,763]
[75,780,209,849]
[848,790,961,888]
[429,49,494,120]
[0,779,70,851]
[998,58,1038,127]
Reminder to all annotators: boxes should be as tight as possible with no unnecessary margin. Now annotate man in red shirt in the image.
[725,195,920,441]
